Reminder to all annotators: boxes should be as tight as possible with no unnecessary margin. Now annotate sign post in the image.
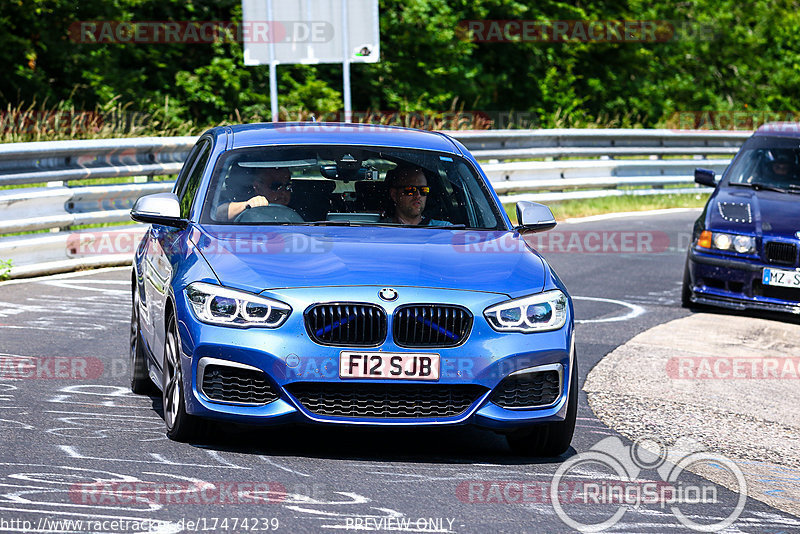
[242,0,380,122]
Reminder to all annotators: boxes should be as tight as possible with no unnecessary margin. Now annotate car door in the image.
[142,139,211,368]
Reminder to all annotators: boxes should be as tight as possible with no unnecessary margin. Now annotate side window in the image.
[179,140,211,219]
[173,142,204,197]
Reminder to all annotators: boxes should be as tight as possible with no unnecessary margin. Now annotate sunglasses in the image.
[396,185,430,197]
[268,182,292,192]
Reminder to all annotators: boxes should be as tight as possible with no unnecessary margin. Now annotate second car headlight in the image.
[699,231,756,254]
[184,282,291,328]
[484,290,568,333]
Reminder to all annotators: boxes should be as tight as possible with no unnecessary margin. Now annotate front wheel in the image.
[163,314,203,441]
[506,360,578,457]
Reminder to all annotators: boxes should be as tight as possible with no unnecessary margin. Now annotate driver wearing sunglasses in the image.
[218,166,293,221]
[384,166,451,226]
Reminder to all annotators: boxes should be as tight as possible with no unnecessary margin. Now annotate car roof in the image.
[754,122,800,138]
[207,122,463,153]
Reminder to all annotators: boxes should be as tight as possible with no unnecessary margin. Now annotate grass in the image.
[503,192,710,224]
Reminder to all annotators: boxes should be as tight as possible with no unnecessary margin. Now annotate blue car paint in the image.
[133,123,575,432]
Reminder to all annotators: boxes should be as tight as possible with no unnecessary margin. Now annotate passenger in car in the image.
[216,167,293,221]
[382,166,452,226]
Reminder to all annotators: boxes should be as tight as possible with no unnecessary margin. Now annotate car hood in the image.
[190,225,546,296]
[711,186,800,236]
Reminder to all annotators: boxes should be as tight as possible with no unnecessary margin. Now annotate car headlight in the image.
[184,282,291,328]
[484,290,568,333]
[698,231,755,254]
[732,235,756,254]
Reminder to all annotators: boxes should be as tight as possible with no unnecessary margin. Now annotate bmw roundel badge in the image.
[379,288,398,301]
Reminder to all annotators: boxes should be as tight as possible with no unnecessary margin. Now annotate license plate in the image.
[763,268,800,288]
[339,352,440,380]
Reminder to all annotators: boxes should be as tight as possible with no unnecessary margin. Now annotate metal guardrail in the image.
[0,129,750,279]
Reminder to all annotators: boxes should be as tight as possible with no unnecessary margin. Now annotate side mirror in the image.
[694,168,717,188]
[515,201,557,234]
[130,193,187,228]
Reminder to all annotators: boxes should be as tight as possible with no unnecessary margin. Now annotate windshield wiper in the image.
[729,182,788,193]
[304,220,351,226]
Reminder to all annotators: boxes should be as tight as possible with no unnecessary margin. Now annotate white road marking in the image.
[573,295,645,324]
[260,456,311,477]
[42,280,130,295]
[57,446,250,469]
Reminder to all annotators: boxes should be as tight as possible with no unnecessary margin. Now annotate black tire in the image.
[681,257,695,309]
[163,313,203,441]
[506,360,578,457]
[130,292,155,394]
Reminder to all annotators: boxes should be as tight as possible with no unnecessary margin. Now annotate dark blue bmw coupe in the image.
[129,123,577,456]
[684,123,800,314]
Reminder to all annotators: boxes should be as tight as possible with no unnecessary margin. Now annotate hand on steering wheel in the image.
[245,195,270,209]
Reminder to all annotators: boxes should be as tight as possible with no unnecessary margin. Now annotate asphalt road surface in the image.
[0,210,798,533]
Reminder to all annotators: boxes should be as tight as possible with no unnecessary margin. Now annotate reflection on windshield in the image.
[727,146,800,192]
[201,146,504,229]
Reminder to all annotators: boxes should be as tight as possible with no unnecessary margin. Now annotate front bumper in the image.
[687,248,800,314]
[173,285,576,431]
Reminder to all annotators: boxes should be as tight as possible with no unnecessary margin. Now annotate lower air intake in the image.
[286,383,487,418]
[201,364,279,405]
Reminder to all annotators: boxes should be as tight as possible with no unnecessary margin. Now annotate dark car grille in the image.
[201,365,279,405]
[285,383,488,418]
[765,241,797,266]
[393,305,472,347]
[305,304,387,346]
[489,369,561,409]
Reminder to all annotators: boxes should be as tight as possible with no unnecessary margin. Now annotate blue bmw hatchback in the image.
[130,123,576,456]
[684,123,800,314]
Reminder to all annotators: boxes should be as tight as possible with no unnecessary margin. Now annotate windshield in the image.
[726,136,800,191]
[200,145,504,229]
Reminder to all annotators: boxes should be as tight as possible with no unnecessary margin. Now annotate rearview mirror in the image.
[130,193,187,228]
[515,201,557,234]
[694,168,717,188]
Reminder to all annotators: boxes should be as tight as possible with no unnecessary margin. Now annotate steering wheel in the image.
[234,204,305,224]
